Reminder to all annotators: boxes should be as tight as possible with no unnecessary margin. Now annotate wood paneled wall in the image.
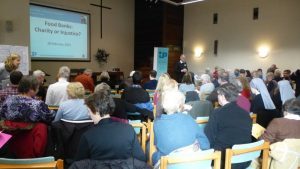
[134,0,183,79]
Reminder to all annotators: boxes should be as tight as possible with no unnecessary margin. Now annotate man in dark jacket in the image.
[174,54,188,83]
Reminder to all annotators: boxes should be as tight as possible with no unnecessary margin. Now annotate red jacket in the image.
[5,122,48,158]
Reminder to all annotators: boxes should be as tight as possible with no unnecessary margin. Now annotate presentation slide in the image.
[30,4,90,61]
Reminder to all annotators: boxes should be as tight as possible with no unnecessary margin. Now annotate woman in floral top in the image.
[1,76,54,123]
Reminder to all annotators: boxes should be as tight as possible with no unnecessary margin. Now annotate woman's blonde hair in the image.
[5,53,20,72]
[155,73,170,93]
[67,82,85,99]
[162,79,178,92]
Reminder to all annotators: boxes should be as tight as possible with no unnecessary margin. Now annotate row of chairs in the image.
[158,140,269,169]
[0,157,63,169]
[147,114,270,169]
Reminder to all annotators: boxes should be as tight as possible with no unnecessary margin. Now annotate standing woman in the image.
[0,54,21,86]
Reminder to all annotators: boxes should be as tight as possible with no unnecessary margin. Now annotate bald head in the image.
[180,54,186,62]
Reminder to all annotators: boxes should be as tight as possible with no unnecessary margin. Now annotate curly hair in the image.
[85,89,115,117]
[5,53,20,72]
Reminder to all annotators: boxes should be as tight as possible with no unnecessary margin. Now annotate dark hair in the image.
[219,71,229,83]
[85,89,115,117]
[239,69,246,74]
[10,71,23,85]
[182,72,193,84]
[283,69,291,74]
[217,83,239,102]
[257,68,262,72]
[150,70,157,78]
[246,70,252,78]
[283,98,300,116]
[18,76,39,93]
[132,71,142,85]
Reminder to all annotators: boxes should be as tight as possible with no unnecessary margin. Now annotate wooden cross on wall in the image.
[90,0,112,38]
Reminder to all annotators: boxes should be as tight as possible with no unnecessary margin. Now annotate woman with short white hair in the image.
[199,73,215,100]
[53,82,90,122]
[152,90,210,165]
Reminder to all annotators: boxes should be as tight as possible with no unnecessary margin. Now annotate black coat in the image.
[69,158,151,169]
[75,118,146,162]
[174,61,188,83]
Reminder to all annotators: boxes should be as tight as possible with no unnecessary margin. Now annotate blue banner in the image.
[153,47,169,78]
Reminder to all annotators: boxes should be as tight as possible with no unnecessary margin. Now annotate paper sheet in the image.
[252,123,266,139]
[0,132,12,148]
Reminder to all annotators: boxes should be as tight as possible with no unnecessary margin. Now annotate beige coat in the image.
[269,139,300,169]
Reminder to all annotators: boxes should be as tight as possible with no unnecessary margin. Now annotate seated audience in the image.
[290,69,300,97]
[261,98,300,144]
[0,71,23,107]
[231,78,251,112]
[186,91,213,118]
[267,64,278,73]
[143,70,158,90]
[152,90,210,165]
[95,83,153,122]
[96,71,113,89]
[265,72,278,95]
[33,70,47,101]
[155,78,178,118]
[54,82,90,122]
[45,66,70,106]
[179,72,195,94]
[245,70,252,82]
[205,83,252,169]
[207,70,229,104]
[257,68,263,79]
[1,76,53,123]
[239,69,246,78]
[273,69,283,82]
[250,78,279,127]
[153,73,170,106]
[198,74,215,100]
[75,69,95,92]
[119,70,135,90]
[283,69,291,81]
[75,89,146,162]
[272,80,296,113]
[238,76,251,99]
[121,71,153,111]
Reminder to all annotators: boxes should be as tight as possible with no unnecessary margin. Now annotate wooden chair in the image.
[225,140,270,169]
[48,106,59,111]
[148,122,156,165]
[129,120,147,153]
[0,157,63,169]
[160,149,221,169]
[196,116,209,129]
[250,114,257,123]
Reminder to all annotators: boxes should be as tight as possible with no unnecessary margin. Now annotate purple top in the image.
[236,95,251,112]
[1,95,54,123]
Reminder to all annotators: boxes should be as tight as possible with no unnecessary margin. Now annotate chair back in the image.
[129,120,147,152]
[225,140,270,169]
[149,122,156,165]
[160,149,221,169]
[196,116,209,129]
[0,157,63,169]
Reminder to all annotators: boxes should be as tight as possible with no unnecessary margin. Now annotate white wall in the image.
[0,0,134,83]
[184,0,300,75]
